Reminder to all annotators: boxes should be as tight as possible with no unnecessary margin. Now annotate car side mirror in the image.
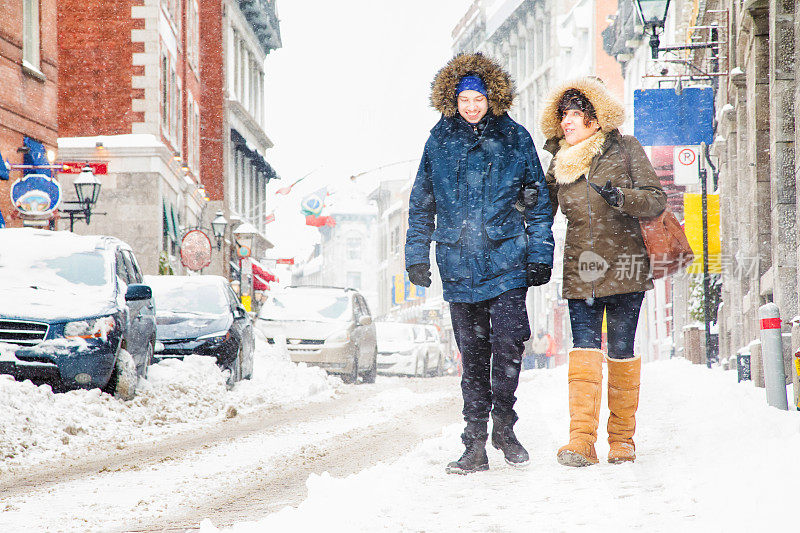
[125,283,152,301]
[358,315,372,326]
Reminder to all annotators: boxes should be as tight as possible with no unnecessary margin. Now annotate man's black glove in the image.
[407,263,432,288]
[514,184,539,213]
[589,180,623,207]
[526,263,551,287]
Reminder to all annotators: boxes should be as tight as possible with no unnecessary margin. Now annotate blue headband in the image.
[456,75,488,97]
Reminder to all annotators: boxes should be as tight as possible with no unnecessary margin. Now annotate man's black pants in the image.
[449,288,530,429]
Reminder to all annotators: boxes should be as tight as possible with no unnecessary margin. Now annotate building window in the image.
[22,0,40,69]
[187,93,200,175]
[347,272,361,290]
[187,0,200,73]
[391,226,401,256]
[347,236,362,260]
[161,0,180,30]
[161,54,169,132]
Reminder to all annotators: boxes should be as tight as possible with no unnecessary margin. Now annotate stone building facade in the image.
[700,0,798,395]
[0,0,59,227]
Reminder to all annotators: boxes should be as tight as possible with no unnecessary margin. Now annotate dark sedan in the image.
[145,275,254,385]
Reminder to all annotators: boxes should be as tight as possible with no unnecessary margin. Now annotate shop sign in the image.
[10,173,61,216]
[180,229,212,271]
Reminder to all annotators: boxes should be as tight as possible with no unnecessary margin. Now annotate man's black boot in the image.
[446,422,489,475]
[491,416,530,468]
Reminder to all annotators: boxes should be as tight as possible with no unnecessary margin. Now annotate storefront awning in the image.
[162,201,180,242]
[230,129,279,181]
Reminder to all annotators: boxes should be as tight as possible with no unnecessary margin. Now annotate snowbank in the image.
[197,358,800,533]
[0,337,337,473]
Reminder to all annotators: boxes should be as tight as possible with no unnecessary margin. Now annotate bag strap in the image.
[616,135,634,187]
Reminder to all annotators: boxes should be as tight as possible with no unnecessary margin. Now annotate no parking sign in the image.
[673,146,700,185]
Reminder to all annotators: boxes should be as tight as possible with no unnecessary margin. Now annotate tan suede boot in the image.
[607,355,642,463]
[557,348,603,467]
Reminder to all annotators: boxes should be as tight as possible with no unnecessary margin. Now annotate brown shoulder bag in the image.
[618,139,695,280]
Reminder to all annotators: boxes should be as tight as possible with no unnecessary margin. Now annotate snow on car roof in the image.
[0,228,115,254]
[0,228,122,320]
[144,274,228,288]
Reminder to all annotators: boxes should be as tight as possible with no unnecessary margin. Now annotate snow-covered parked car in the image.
[256,286,377,384]
[375,322,428,376]
[145,275,254,385]
[0,228,156,399]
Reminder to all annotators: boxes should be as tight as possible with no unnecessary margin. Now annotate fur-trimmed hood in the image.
[539,77,625,140]
[430,53,515,117]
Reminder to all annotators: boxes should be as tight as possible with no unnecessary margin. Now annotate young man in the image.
[405,53,555,474]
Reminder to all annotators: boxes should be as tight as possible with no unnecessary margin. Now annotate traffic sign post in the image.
[673,146,700,185]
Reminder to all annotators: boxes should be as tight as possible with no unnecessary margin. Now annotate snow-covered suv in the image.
[0,229,156,398]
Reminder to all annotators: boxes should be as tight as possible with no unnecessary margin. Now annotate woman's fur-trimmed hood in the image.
[430,53,515,117]
[539,77,625,140]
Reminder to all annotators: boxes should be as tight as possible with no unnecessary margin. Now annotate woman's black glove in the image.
[589,180,623,207]
[526,263,551,287]
[407,263,432,287]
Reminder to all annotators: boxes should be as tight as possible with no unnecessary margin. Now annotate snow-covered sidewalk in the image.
[0,337,336,473]
[198,358,800,533]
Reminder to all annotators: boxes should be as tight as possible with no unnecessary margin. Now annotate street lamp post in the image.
[634,0,672,59]
[634,0,721,60]
[60,166,103,231]
[211,211,228,250]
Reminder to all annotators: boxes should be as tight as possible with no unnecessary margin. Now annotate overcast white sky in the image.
[262,0,473,260]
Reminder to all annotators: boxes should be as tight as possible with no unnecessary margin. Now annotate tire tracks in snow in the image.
[128,391,461,532]
[0,376,462,532]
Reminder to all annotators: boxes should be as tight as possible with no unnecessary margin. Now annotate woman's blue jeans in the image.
[567,292,645,359]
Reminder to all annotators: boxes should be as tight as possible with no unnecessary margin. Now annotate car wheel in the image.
[362,349,377,384]
[416,355,427,378]
[226,348,243,389]
[103,349,138,401]
[343,353,358,384]
[243,337,254,380]
[140,341,154,379]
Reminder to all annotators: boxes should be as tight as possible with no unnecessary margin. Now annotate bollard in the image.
[758,303,789,410]
[794,349,800,411]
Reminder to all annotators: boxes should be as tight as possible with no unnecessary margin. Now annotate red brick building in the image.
[57,0,207,274]
[0,0,59,228]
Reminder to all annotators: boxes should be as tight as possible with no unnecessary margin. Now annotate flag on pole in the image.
[275,174,308,195]
[264,210,276,224]
[300,187,327,217]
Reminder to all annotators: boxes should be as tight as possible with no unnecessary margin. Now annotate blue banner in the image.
[634,88,714,146]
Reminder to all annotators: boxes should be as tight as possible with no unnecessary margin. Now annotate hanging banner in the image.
[634,88,714,146]
[684,193,721,274]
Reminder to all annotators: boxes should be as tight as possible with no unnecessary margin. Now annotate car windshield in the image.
[376,322,415,349]
[259,290,352,322]
[0,248,110,291]
[148,279,228,315]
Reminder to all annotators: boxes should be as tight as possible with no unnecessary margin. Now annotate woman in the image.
[539,77,666,466]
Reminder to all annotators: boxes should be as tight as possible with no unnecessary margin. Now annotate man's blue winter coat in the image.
[405,112,555,303]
